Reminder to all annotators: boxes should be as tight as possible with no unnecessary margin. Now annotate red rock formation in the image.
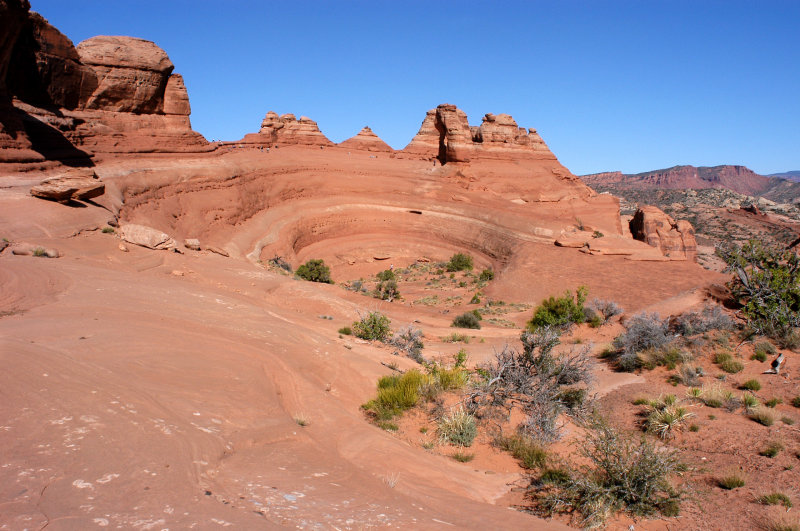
[29,168,104,202]
[238,111,333,147]
[629,205,697,261]
[402,103,556,163]
[338,126,393,152]
[0,5,209,164]
[582,165,771,197]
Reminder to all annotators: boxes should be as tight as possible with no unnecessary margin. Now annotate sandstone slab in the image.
[119,224,177,251]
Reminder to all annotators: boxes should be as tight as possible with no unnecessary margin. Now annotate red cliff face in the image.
[0,4,209,163]
[582,165,771,196]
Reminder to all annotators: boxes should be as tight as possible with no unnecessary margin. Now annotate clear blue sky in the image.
[30,0,800,175]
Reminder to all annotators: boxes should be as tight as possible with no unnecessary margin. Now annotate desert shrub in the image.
[639,345,690,371]
[754,341,777,360]
[758,492,793,508]
[718,472,746,489]
[701,383,740,410]
[363,369,430,419]
[469,293,481,304]
[793,396,800,408]
[446,252,473,272]
[742,379,762,391]
[442,332,470,343]
[268,255,293,273]
[479,268,495,281]
[338,326,352,335]
[352,311,391,341]
[749,409,776,426]
[450,451,475,462]
[717,240,800,344]
[714,351,744,373]
[374,279,400,301]
[751,351,768,362]
[557,388,587,411]
[590,298,624,321]
[426,355,469,391]
[101,226,115,234]
[760,441,784,458]
[452,312,481,329]
[612,313,671,371]
[438,407,477,446]
[538,421,681,528]
[671,305,734,336]
[376,269,395,281]
[32,247,47,257]
[497,434,548,469]
[646,404,694,439]
[295,259,332,283]
[765,398,782,408]
[528,287,588,331]
[389,325,425,363]
[742,392,760,412]
[675,364,703,387]
[470,328,592,443]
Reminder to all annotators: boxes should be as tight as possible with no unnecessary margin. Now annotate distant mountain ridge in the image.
[768,170,800,182]
[581,164,800,204]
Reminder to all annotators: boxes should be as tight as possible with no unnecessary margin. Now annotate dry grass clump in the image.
[761,510,800,531]
[759,440,784,458]
[639,344,691,371]
[671,305,734,336]
[741,392,761,412]
[758,492,793,508]
[441,332,470,343]
[741,379,762,391]
[497,434,548,469]
[612,313,671,371]
[718,470,746,489]
[701,383,740,410]
[438,406,477,446]
[749,409,776,426]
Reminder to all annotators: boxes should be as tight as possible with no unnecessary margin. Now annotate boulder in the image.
[119,224,177,250]
[204,245,229,257]
[184,238,200,251]
[30,169,104,202]
[629,206,697,261]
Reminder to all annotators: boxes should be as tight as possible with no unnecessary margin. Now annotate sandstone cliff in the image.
[630,205,697,261]
[581,165,771,196]
[238,111,333,147]
[0,3,209,164]
[402,103,555,164]
[338,126,393,152]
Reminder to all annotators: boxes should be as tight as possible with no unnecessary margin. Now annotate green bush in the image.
[376,269,395,281]
[792,396,800,408]
[479,268,494,281]
[452,312,481,329]
[446,253,473,272]
[527,286,587,331]
[717,240,800,344]
[374,279,400,301]
[101,226,115,234]
[718,472,746,489]
[714,352,743,373]
[363,370,429,419]
[32,247,47,257]
[754,341,776,360]
[352,311,391,341]
[469,293,481,304]
[741,379,761,391]
[338,326,352,336]
[295,259,332,283]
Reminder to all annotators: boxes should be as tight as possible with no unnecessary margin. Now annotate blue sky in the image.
[30,1,800,175]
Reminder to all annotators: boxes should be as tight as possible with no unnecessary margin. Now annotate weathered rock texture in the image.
[402,104,555,163]
[30,168,104,203]
[0,3,209,164]
[338,126,393,152]
[119,224,177,250]
[239,111,333,147]
[629,205,697,261]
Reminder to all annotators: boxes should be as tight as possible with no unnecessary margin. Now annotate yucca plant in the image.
[646,405,694,439]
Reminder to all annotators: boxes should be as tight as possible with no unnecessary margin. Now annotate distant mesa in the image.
[401,103,556,164]
[338,126,393,152]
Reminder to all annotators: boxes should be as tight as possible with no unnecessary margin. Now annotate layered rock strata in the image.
[338,126,393,152]
[239,112,333,147]
[402,103,555,163]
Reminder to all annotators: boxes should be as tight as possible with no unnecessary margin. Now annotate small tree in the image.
[446,253,474,272]
[374,279,400,301]
[296,259,332,283]
[353,311,391,341]
[717,240,800,343]
[452,312,481,329]
[528,287,588,331]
